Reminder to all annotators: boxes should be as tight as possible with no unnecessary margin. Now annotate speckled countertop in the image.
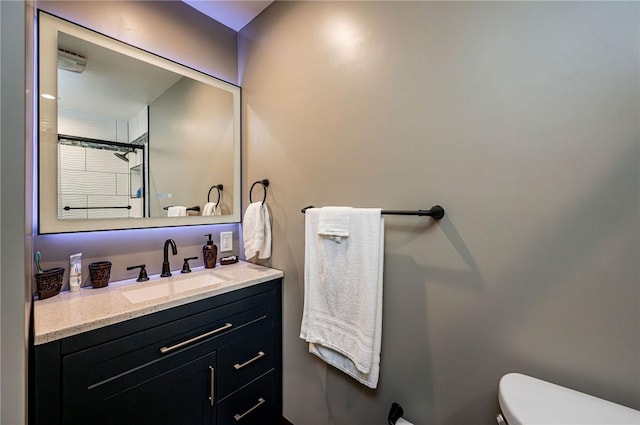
[33,261,283,345]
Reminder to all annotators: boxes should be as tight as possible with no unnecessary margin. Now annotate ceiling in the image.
[181,1,274,31]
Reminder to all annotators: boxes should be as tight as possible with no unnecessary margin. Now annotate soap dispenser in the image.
[203,234,218,269]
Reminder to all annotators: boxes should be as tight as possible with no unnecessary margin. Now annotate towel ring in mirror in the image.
[207,184,223,204]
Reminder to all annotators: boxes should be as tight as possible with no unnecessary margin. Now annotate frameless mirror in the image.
[38,12,241,233]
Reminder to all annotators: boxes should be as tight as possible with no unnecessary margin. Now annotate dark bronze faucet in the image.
[161,239,177,277]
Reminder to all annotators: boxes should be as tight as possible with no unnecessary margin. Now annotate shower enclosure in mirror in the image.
[57,135,147,219]
[38,12,241,233]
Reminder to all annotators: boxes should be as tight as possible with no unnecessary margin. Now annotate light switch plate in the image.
[220,232,233,252]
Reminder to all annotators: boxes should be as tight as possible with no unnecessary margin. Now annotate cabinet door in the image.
[63,351,216,425]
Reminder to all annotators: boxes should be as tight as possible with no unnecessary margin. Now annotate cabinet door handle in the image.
[208,366,215,406]
[233,398,265,422]
[160,322,233,354]
[234,351,266,370]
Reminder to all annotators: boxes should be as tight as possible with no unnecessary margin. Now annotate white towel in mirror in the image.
[167,206,187,217]
[203,202,222,216]
[203,202,214,216]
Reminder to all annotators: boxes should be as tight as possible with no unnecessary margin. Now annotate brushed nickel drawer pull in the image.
[234,398,265,421]
[234,351,266,370]
[208,366,215,406]
[160,322,233,354]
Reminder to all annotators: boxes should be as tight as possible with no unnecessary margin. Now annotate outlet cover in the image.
[220,232,233,252]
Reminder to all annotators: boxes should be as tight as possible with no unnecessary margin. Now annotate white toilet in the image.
[497,373,640,425]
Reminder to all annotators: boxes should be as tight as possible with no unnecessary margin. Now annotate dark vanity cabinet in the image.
[32,279,282,425]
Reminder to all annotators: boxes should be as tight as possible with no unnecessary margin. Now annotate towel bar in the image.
[301,205,444,219]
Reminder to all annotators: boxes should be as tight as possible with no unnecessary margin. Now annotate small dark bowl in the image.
[89,261,112,288]
[35,267,64,300]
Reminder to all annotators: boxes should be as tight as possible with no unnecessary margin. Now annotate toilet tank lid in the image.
[498,373,640,425]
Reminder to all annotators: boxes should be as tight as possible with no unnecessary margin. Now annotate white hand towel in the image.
[300,207,384,388]
[259,204,272,259]
[318,206,351,242]
[203,202,215,216]
[167,206,187,217]
[243,202,272,260]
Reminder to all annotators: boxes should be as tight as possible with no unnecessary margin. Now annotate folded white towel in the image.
[300,207,384,388]
[243,202,272,260]
[318,206,351,242]
[167,206,187,217]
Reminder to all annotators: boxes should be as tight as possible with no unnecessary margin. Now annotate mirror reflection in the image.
[39,12,241,233]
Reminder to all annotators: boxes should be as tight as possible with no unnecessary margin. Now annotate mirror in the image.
[38,12,241,233]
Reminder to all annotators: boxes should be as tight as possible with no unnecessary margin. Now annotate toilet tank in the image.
[498,373,640,425]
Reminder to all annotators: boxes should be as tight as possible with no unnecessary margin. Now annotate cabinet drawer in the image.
[217,371,276,425]
[218,325,275,399]
[62,289,276,355]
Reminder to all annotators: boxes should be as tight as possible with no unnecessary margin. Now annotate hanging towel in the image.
[203,202,222,216]
[318,206,351,242]
[167,206,187,217]
[300,207,384,388]
[203,202,215,216]
[243,202,272,260]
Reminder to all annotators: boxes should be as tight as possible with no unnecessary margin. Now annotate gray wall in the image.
[239,2,640,424]
[1,1,29,423]
[34,1,241,283]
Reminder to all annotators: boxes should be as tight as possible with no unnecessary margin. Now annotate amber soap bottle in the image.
[203,234,218,268]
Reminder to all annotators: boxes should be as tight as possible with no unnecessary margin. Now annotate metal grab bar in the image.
[64,205,132,210]
[159,322,232,354]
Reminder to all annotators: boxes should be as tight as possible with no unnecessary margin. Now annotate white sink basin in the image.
[121,270,230,304]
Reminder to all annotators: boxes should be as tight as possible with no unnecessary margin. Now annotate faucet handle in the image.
[181,257,198,274]
[127,264,150,282]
